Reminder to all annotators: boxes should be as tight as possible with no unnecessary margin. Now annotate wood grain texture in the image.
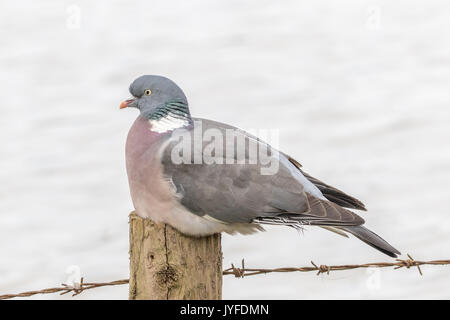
[129,213,222,300]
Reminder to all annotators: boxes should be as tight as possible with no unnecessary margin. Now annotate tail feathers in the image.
[341,225,401,258]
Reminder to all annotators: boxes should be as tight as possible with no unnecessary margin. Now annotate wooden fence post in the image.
[129,213,222,300]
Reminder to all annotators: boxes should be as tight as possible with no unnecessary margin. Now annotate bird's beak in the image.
[120,98,137,109]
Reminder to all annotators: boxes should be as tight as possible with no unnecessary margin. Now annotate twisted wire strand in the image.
[1,254,449,300]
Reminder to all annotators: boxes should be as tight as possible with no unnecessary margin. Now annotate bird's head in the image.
[120,75,190,120]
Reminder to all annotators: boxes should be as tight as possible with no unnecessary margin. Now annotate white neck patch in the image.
[149,113,190,133]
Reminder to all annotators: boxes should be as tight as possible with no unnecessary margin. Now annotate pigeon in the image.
[121,75,400,257]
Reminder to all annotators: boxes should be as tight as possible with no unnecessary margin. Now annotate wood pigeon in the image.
[121,75,400,257]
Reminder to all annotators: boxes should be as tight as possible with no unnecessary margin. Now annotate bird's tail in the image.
[341,225,401,258]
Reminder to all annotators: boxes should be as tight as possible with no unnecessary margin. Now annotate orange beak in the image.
[120,98,136,109]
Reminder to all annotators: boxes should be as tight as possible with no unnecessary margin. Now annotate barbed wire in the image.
[0,278,129,300]
[1,254,449,300]
[223,254,450,277]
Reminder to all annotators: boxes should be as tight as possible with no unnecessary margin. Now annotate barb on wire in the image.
[1,254,449,300]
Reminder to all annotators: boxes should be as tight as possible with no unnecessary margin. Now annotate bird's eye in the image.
[144,89,152,96]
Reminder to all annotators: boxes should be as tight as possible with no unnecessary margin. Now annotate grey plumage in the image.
[123,75,401,258]
[161,118,399,256]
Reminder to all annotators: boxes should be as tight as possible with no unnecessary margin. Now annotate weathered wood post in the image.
[129,213,223,300]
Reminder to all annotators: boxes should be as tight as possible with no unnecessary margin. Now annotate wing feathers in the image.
[285,155,367,211]
[255,193,365,227]
[160,119,398,257]
[304,193,365,225]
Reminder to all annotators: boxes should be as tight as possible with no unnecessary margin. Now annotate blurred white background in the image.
[1,0,449,299]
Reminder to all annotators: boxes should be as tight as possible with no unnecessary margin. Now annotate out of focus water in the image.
[1,0,449,299]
